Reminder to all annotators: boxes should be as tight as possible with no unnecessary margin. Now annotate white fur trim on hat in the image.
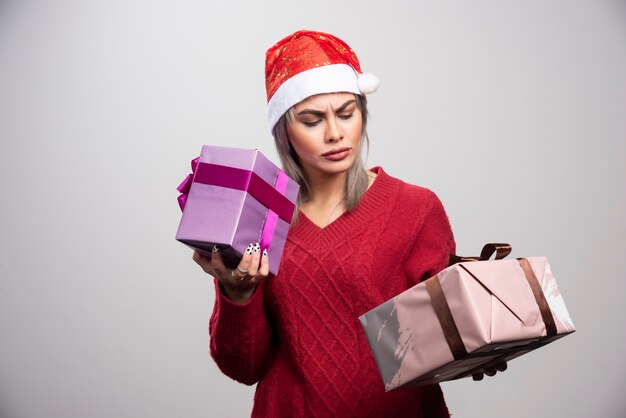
[267,64,361,133]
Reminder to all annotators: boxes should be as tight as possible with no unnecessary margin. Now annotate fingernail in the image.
[253,243,260,253]
[245,244,253,255]
[212,245,220,253]
[262,249,268,258]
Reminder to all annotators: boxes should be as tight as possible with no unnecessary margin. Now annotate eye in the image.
[302,120,321,127]
[338,113,354,120]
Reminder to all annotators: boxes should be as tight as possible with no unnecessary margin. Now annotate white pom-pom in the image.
[357,72,380,94]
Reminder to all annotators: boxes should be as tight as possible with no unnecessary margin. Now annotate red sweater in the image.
[209,167,456,417]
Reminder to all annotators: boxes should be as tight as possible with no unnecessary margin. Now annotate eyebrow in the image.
[296,99,357,117]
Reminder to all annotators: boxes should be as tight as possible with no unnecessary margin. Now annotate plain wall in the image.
[1,1,625,417]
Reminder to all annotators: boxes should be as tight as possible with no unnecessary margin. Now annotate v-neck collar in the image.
[289,167,400,244]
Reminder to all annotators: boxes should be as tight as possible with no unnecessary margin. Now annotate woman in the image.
[193,30,456,417]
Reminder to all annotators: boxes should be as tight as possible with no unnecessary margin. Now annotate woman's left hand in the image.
[472,362,508,381]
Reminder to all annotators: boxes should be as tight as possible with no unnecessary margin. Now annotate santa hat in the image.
[265,30,379,133]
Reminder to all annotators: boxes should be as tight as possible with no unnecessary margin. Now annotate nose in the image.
[324,118,343,143]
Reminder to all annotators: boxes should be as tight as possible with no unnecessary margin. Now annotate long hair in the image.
[272,94,370,224]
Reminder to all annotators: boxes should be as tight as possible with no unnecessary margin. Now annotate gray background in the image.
[1,0,624,417]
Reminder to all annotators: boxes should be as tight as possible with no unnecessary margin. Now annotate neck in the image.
[304,170,347,206]
[299,169,348,227]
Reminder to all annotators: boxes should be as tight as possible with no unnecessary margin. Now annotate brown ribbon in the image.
[517,258,557,337]
[448,243,512,266]
[425,278,468,360]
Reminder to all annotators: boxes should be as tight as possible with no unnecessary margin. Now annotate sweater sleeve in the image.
[402,192,456,285]
[208,279,274,385]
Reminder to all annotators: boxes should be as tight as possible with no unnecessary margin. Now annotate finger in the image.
[258,248,270,277]
[472,372,484,381]
[232,243,254,281]
[236,244,254,277]
[484,367,497,377]
[193,250,215,275]
[247,243,261,277]
[192,250,206,265]
[210,246,228,278]
[495,362,508,373]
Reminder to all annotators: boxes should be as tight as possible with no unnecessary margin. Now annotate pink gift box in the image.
[359,248,575,391]
[176,145,299,275]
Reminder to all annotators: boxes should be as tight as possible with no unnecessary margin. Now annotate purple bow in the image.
[176,157,199,211]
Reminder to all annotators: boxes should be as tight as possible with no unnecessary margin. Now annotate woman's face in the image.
[286,92,363,179]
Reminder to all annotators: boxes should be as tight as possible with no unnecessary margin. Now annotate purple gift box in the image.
[176,145,299,275]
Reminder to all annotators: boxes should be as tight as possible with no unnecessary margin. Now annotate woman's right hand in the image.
[193,243,269,304]
[472,362,508,381]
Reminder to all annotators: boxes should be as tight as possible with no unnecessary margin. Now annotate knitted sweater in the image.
[209,167,456,418]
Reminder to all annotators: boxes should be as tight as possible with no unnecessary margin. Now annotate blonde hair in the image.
[272,94,370,224]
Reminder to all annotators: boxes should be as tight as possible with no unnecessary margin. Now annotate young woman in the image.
[193,30,456,417]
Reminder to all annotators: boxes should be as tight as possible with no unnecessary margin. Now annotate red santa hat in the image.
[265,30,379,133]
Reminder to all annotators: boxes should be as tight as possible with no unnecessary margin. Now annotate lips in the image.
[322,147,351,157]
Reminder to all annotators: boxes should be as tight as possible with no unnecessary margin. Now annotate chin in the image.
[321,159,355,175]
[303,156,357,178]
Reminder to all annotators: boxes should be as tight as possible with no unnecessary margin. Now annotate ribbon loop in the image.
[177,157,200,211]
[448,243,512,266]
[479,243,512,261]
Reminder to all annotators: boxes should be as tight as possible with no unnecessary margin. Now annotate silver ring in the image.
[236,266,250,274]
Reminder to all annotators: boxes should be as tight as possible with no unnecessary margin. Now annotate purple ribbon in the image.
[176,157,199,211]
[177,159,294,241]
[259,171,289,253]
